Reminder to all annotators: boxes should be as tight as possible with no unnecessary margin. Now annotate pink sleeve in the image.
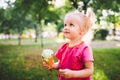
[82,46,94,62]
[55,48,62,60]
[55,43,67,60]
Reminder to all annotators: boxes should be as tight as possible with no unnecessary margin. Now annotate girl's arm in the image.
[52,60,60,70]
[72,61,94,78]
[59,61,94,78]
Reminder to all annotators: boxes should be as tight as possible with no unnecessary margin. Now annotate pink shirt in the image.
[55,42,94,80]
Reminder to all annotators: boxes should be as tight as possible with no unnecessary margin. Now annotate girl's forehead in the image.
[64,13,86,26]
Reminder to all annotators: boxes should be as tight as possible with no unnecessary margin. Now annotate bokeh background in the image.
[0,0,120,80]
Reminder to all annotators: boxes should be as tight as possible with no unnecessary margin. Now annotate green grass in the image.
[93,48,120,80]
[0,44,58,80]
[0,38,120,80]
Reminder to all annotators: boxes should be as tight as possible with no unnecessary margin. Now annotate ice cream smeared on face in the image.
[41,49,54,61]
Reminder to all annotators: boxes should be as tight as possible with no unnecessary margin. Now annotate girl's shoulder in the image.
[81,42,90,47]
[59,42,68,49]
[59,42,91,50]
[76,42,91,50]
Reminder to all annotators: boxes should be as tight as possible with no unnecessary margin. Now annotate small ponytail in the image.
[86,8,96,30]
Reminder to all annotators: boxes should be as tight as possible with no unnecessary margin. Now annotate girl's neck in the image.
[69,38,83,47]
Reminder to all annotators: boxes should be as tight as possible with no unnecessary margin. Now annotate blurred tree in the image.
[0,2,16,40]
[53,0,73,33]
[0,0,60,46]
[92,0,120,36]
[0,9,6,33]
[20,0,78,46]
[0,0,32,44]
[69,0,120,36]
[69,0,120,12]
[11,0,34,45]
[70,0,90,13]
[13,0,60,47]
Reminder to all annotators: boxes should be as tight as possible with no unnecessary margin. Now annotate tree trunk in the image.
[112,14,116,36]
[18,27,22,45]
[34,24,38,43]
[112,26,116,36]
[35,30,38,43]
[8,34,11,40]
[40,25,44,48]
[18,33,21,45]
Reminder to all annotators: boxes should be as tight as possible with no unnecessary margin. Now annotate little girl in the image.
[43,10,95,80]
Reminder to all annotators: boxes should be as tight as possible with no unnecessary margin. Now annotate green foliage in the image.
[94,29,109,40]
[92,0,120,12]
[107,14,120,24]
[57,22,64,33]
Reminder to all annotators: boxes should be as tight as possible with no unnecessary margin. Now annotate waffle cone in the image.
[47,55,54,69]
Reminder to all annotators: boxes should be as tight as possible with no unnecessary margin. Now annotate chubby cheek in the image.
[62,29,69,35]
[63,32,69,38]
[63,32,70,39]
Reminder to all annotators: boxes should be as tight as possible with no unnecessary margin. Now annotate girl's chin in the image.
[64,35,71,39]
[64,36,69,38]
[65,37,71,40]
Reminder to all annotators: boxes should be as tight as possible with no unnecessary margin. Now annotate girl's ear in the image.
[79,31,86,37]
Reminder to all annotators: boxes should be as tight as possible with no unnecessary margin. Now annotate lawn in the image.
[93,48,120,80]
[0,38,120,80]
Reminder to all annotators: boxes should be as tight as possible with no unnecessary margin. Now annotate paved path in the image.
[0,39,120,48]
[90,40,120,48]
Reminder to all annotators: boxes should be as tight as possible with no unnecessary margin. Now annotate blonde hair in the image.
[86,8,96,31]
[64,9,96,35]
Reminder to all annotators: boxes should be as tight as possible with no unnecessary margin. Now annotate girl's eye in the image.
[64,24,66,26]
[70,23,74,27]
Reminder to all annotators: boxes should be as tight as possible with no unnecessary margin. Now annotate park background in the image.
[0,0,120,80]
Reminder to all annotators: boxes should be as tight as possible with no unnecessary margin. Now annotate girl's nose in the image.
[63,27,67,31]
[63,26,69,33]
[63,25,69,30]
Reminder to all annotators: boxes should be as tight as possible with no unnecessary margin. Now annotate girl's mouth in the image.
[64,32,70,35]
[63,31,70,34]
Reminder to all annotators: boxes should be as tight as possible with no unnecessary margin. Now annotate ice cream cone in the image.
[47,55,54,69]
[41,49,54,69]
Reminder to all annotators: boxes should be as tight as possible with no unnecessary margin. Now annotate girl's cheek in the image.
[62,28,65,33]
[63,27,68,32]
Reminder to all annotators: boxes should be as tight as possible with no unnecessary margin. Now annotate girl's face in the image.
[63,15,84,40]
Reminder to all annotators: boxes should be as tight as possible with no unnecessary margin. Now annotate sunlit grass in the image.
[0,38,120,80]
[93,48,120,80]
[0,44,58,80]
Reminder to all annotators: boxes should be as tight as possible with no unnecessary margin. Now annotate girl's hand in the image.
[59,69,73,78]
[43,61,52,70]
[42,56,54,70]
